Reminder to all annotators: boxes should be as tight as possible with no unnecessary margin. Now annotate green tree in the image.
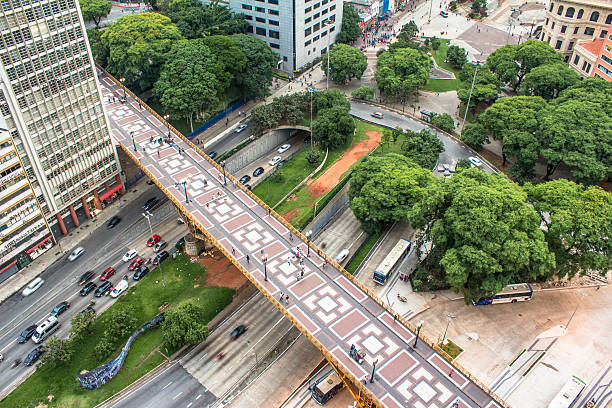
[201,35,247,102]
[322,44,367,83]
[410,169,555,302]
[86,28,108,66]
[401,128,444,169]
[40,336,73,367]
[105,306,137,339]
[79,0,111,27]
[349,153,436,231]
[446,45,467,68]
[521,63,580,100]
[251,103,282,132]
[162,301,209,349]
[231,34,277,100]
[430,36,441,50]
[273,93,308,125]
[167,0,247,39]
[351,85,375,100]
[449,1,457,11]
[70,309,96,339]
[526,180,612,279]
[337,4,362,43]
[101,12,183,90]
[312,106,355,149]
[431,113,455,132]
[457,64,500,109]
[154,39,222,132]
[400,21,419,39]
[460,123,489,151]
[375,48,431,108]
[313,89,350,113]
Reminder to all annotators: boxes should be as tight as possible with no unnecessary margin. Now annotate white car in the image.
[269,156,282,166]
[22,277,44,296]
[110,279,128,298]
[335,249,350,264]
[235,124,248,133]
[122,249,138,262]
[468,156,483,167]
[277,144,291,154]
[68,247,85,262]
[371,112,384,119]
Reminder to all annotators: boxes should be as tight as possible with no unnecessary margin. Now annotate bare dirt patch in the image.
[197,249,248,289]
[281,208,299,223]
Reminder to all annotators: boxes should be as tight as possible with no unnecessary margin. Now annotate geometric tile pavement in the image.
[99,76,506,408]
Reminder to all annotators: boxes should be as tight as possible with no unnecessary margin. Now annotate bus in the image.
[311,370,343,405]
[373,238,411,285]
[547,376,586,408]
[473,283,533,305]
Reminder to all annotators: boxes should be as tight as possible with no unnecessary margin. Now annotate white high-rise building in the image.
[228,0,344,72]
[0,0,121,281]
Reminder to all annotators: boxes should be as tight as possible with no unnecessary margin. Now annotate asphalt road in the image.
[0,186,187,396]
[204,125,252,158]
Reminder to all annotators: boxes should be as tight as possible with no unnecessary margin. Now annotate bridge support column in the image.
[184,234,204,257]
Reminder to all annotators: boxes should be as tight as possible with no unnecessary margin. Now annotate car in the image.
[133,266,150,281]
[175,237,185,251]
[230,325,247,340]
[80,281,97,296]
[22,278,44,296]
[146,179,155,185]
[68,246,85,261]
[50,301,70,317]
[122,249,138,262]
[468,156,483,167]
[277,144,291,154]
[235,124,248,133]
[239,175,251,184]
[269,156,282,166]
[245,184,252,191]
[99,267,116,280]
[128,257,145,271]
[153,250,169,265]
[110,279,128,298]
[252,167,264,177]
[276,159,286,168]
[177,217,185,224]
[23,346,45,366]
[107,216,121,229]
[207,151,217,159]
[335,249,350,264]
[78,271,94,285]
[142,197,159,211]
[95,281,113,297]
[146,234,161,247]
[440,10,449,17]
[153,240,167,253]
[17,325,38,344]
[371,112,384,119]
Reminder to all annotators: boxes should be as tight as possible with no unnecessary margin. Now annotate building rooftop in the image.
[577,38,605,56]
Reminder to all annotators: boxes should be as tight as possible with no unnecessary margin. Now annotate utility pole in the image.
[143,211,165,288]
[461,62,479,131]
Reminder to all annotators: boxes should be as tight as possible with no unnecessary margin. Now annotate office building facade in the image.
[569,22,612,78]
[228,0,343,72]
[0,0,121,280]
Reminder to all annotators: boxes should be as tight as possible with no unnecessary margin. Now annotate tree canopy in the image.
[231,34,277,100]
[446,45,467,67]
[520,63,579,100]
[167,0,247,39]
[40,336,73,367]
[162,301,209,349]
[336,4,361,43]
[375,48,431,106]
[460,123,489,151]
[79,0,111,27]
[457,63,500,109]
[322,44,367,83]
[314,89,350,113]
[400,128,444,169]
[351,85,375,100]
[312,105,355,149]
[201,35,247,97]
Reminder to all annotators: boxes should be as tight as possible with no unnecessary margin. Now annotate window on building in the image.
[585,27,595,35]
[313,35,319,41]
[313,22,320,31]
[568,41,574,50]
[305,40,311,46]
[247,25,253,33]
[577,9,583,19]
[565,7,574,17]
[305,6,311,12]
[573,26,579,34]
[245,15,253,20]
[557,5,563,15]
[269,0,279,4]
[305,17,311,23]
[242,4,252,10]
[322,8,328,14]
[256,17,266,22]
[330,4,335,10]
[255,6,265,12]
[555,40,562,49]
[606,14,612,24]
[255,0,264,2]
[269,9,279,15]
[561,25,566,33]
[270,43,280,49]
[256,27,266,35]
[600,30,608,38]
[573,55,580,65]
[269,19,279,25]
[284,56,288,61]
[602,53,612,65]
[598,64,612,78]
[269,30,280,39]
[551,21,555,29]
[582,61,591,72]
[590,11,599,22]
[314,2,320,8]
[305,27,311,36]
[549,2,554,12]
[321,30,327,37]
[314,12,320,19]
[322,0,328,4]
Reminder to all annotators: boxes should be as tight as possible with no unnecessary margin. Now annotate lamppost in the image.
[428,0,433,22]
[263,254,268,281]
[309,87,314,148]
[221,161,227,185]
[119,77,126,97]
[565,292,587,330]
[305,230,312,257]
[163,114,170,136]
[441,314,456,345]
[461,61,479,131]
[413,320,423,348]
[370,358,378,383]
[322,19,332,90]
[177,180,188,203]
[130,131,136,152]
[143,211,165,288]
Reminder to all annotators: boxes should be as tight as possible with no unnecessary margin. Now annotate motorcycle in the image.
[215,352,225,361]
[349,345,365,365]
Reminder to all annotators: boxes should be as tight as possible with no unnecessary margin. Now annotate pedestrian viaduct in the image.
[98,70,508,408]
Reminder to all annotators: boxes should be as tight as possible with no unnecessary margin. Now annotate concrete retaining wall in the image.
[225,129,299,174]
[304,182,351,238]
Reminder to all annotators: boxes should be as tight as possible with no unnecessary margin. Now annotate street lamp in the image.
[130,131,136,152]
[370,358,378,383]
[177,180,188,203]
[322,18,332,90]
[305,230,312,257]
[565,292,587,330]
[413,320,423,348]
[119,77,126,97]
[441,314,456,345]
[221,161,227,185]
[143,211,165,288]
[263,254,268,281]
[309,87,314,148]
[461,61,479,131]
[163,114,170,136]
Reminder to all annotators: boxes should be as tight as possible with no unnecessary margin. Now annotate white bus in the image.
[473,283,533,305]
[373,238,411,285]
[312,370,343,405]
[547,376,586,408]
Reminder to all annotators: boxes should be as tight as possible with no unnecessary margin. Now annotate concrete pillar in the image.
[69,204,79,227]
[115,174,125,194]
[185,234,204,257]
[81,197,91,219]
[56,213,67,235]
[93,189,102,210]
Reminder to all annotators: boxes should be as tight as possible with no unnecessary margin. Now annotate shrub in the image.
[351,86,375,100]
[431,113,455,132]
[430,36,441,50]
[306,148,322,165]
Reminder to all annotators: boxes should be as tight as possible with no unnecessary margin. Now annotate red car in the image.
[146,234,161,247]
[100,267,116,281]
[128,257,145,271]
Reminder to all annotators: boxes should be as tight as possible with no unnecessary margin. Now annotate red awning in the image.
[99,183,123,201]
[0,260,17,275]
[26,235,52,254]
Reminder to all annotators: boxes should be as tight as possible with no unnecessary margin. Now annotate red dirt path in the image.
[197,249,248,289]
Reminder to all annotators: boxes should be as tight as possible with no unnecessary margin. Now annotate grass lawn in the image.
[423,79,459,92]
[430,39,461,76]
[1,255,234,408]
[345,232,381,275]
[425,39,464,93]
[440,339,464,360]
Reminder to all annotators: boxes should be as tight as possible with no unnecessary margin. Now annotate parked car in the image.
[95,281,113,297]
[99,267,116,280]
[107,216,121,229]
[78,271,94,285]
[22,278,44,296]
[245,184,252,191]
[80,282,97,296]
[146,234,161,247]
[468,156,483,167]
[239,175,251,184]
[371,112,384,119]
[17,325,38,344]
[122,249,138,262]
[23,346,45,366]
[153,240,167,253]
[335,249,350,264]
[50,301,70,317]
[128,257,145,271]
[235,124,248,133]
[175,237,185,251]
[153,250,170,265]
[142,197,159,211]
[276,159,287,168]
[252,167,264,177]
[269,156,282,166]
[133,266,149,281]
[230,325,247,340]
[68,246,85,261]
[277,144,291,153]
[207,151,217,159]
[110,279,129,298]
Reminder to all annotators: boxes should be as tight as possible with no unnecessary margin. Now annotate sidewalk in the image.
[0,180,153,305]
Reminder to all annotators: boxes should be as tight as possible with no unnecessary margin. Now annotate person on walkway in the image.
[449,369,454,378]
[279,292,284,301]
[232,247,235,255]
[246,254,250,264]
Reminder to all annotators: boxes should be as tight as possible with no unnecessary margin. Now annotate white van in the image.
[110,279,129,298]
[336,249,350,264]
[32,316,59,344]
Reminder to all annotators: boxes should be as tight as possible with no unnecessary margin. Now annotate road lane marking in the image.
[241,315,285,359]
[173,391,183,400]
[196,394,201,400]
[187,403,192,407]
[162,381,173,390]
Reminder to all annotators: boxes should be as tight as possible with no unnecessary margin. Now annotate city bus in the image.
[311,370,343,405]
[373,238,411,285]
[473,283,533,305]
[547,376,586,408]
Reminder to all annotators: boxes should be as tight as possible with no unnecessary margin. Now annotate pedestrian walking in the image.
[279,292,284,301]
[232,247,235,255]
[449,369,454,378]
[300,269,304,279]
[289,233,293,241]
[285,294,290,303]
[246,254,250,264]
[452,400,459,408]
[296,273,300,281]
